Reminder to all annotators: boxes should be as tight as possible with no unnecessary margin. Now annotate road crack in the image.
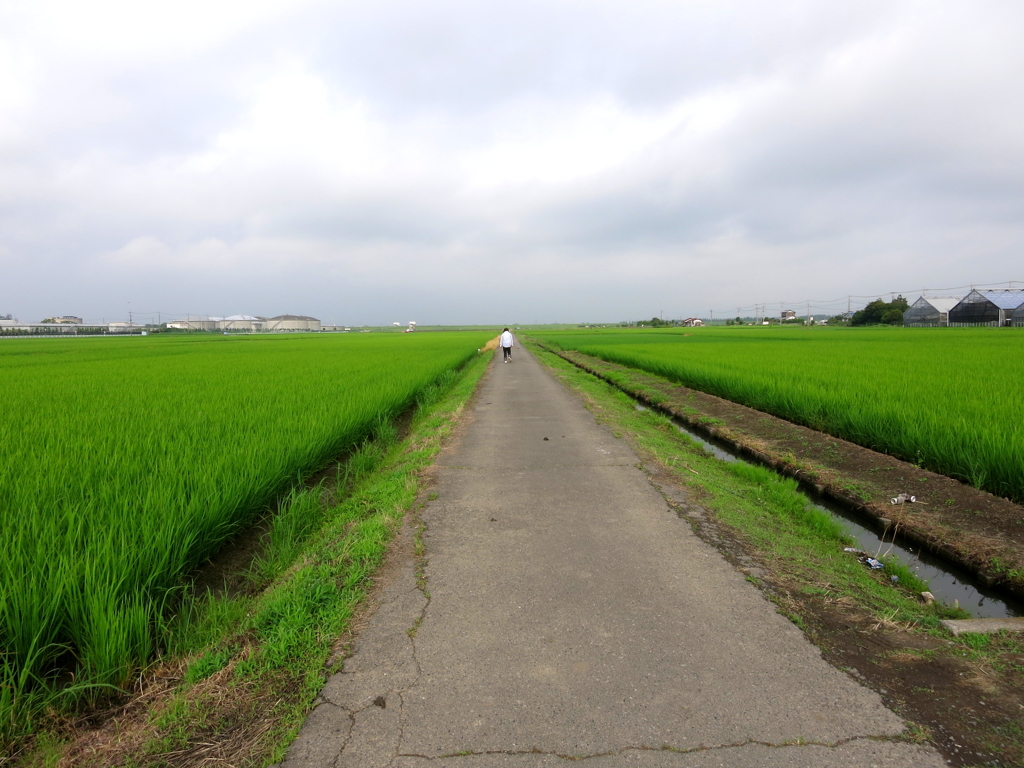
[396,734,911,761]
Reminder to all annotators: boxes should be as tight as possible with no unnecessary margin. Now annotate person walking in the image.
[499,327,514,363]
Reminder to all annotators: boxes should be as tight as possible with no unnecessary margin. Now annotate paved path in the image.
[282,347,946,767]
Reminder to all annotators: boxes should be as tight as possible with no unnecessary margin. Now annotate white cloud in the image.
[102,236,173,264]
[2,0,1024,323]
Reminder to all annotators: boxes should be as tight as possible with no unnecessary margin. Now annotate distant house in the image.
[681,318,704,327]
[903,296,961,327]
[781,310,797,320]
[948,289,1024,327]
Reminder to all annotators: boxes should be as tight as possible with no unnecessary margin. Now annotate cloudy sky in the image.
[2,0,1023,325]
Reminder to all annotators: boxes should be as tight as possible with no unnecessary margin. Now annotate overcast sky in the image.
[2,0,1023,325]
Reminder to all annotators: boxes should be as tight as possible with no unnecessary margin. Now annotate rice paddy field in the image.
[532,326,1024,504]
[0,331,490,738]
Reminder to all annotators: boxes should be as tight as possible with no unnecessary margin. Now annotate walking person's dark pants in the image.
[502,345,512,361]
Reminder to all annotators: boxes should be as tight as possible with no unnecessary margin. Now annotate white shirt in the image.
[500,330,514,348]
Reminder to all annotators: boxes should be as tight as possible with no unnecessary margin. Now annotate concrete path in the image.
[281,347,946,767]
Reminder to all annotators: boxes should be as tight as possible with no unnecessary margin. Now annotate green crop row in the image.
[531,326,1024,503]
[0,331,491,742]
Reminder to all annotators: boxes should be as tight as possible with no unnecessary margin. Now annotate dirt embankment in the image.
[554,348,1024,603]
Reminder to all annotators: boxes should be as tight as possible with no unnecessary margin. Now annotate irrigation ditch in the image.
[656,405,1020,619]
[535,342,1024,616]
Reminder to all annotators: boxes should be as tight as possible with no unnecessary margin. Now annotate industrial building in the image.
[0,321,139,335]
[902,296,961,327]
[947,289,1024,327]
[167,316,223,331]
[41,316,83,324]
[219,315,265,331]
[167,314,322,332]
[265,315,322,331]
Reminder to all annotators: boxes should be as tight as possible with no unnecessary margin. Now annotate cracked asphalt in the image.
[280,347,947,767]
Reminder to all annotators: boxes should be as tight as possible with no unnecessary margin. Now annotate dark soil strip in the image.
[546,346,1024,603]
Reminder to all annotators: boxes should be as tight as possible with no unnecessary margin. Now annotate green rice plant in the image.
[0,331,490,745]
[251,485,330,583]
[534,326,1024,503]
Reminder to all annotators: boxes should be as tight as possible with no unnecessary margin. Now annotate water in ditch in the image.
[635,404,1023,619]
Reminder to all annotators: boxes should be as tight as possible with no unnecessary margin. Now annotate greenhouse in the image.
[903,296,961,327]
[947,289,1024,327]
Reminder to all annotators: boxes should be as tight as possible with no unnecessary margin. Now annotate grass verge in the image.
[14,353,492,768]
[525,338,1024,768]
